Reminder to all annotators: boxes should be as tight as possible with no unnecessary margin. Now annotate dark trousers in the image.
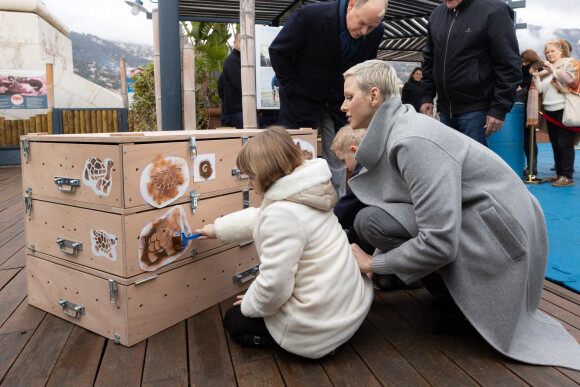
[223,305,279,348]
[354,206,452,300]
[545,109,576,178]
[230,112,244,129]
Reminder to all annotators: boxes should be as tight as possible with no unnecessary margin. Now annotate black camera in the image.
[533,62,546,71]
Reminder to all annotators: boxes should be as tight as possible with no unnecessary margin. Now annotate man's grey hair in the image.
[343,59,399,101]
[354,0,389,9]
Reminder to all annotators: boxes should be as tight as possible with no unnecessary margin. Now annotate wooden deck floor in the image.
[1,166,580,386]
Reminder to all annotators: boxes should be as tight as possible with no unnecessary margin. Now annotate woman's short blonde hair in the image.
[545,39,571,59]
[330,125,367,153]
[343,59,399,100]
[236,126,305,194]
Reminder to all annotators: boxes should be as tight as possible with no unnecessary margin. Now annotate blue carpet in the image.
[525,143,580,293]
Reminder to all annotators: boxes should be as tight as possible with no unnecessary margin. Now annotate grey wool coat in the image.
[349,98,580,370]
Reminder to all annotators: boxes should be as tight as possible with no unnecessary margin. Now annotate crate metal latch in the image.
[189,137,197,158]
[24,187,32,216]
[108,279,118,304]
[233,265,259,284]
[190,189,200,213]
[243,190,250,208]
[21,138,30,160]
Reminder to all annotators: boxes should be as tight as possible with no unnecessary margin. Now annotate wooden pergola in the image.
[154,0,525,130]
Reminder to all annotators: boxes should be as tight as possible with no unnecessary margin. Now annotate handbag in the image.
[562,92,580,127]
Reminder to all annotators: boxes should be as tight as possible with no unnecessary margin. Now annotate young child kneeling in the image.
[194,127,373,359]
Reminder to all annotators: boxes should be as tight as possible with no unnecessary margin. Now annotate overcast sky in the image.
[42,0,579,48]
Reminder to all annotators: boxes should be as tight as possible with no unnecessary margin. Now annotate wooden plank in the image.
[0,193,20,213]
[406,287,580,386]
[539,299,580,339]
[101,110,107,133]
[0,117,6,146]
[30,114,37,133]
[0,268,27,327]
[321,344,381,386]
[349,319,430,386]
[389,288,528,386]
[85,109,92,133]
[0,247,26,270]
[94,339,146,387]
[544,280,580,307]
[0,268,20,290]
[1,313,74,386]
[96,110,103,133]
[74,111,81,134]
[272,348,332,387]
[46,326,105,387]
[219,298,285,387]
[0,231,24,267]
[17,119,25,142]
[0,298,47,382]
[91,110,98,134]
[10,120,17,146]
[24,118,30,136]
[41,113,48,132]
[47,111,53,134]
[113,110,119,132]
[142,322,188,386]
[187,304,236,386]
[366,294,478,385]
[35,114,42,133]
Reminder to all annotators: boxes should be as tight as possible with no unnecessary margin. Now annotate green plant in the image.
[182,22,237,128]
[128,63,156,131]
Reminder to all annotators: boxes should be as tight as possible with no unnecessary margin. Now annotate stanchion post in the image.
[523,125,545,184]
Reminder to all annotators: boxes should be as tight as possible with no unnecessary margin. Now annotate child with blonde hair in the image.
[194,126,373,359]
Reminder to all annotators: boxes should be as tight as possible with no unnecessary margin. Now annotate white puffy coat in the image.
[215,158,373,358]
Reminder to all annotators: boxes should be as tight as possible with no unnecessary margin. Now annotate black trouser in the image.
[223,305,279,348]
[545,109,576,179]
[354,206,452,301]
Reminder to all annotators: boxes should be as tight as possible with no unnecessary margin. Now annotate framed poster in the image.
[255,25,283,110]
[0,70,47,109]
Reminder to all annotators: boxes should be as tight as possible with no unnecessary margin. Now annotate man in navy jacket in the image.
[269,0,386,197]
[420,0,521,146]
[222,33,243,128]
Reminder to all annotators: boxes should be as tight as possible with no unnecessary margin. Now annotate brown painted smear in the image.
[139,207,181,268]
[199,160,213,179]
[147,158,186,206]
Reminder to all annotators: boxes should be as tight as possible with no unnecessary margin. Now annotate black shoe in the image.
[432,306,474,335]
[374,274,422,291]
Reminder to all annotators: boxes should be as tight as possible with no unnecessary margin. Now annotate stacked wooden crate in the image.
[20,129,317,346]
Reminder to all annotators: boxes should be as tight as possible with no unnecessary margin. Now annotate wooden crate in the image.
[26,242,259,346]
[26,190,261,277]
[21,130,318,212]
[21,129,318,346]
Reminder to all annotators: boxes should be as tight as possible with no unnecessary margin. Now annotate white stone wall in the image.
[0,6,122,120]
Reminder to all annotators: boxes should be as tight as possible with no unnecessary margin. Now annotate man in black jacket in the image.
[269,0,386,197]
[420,0,521,146]
[222,33,243,128]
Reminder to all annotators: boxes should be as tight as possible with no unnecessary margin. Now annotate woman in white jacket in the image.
[194,127,373,359]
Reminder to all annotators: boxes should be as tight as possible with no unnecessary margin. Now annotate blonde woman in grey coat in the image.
[342,59,580,370]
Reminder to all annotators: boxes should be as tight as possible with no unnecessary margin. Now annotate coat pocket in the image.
[480,206,526,261]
